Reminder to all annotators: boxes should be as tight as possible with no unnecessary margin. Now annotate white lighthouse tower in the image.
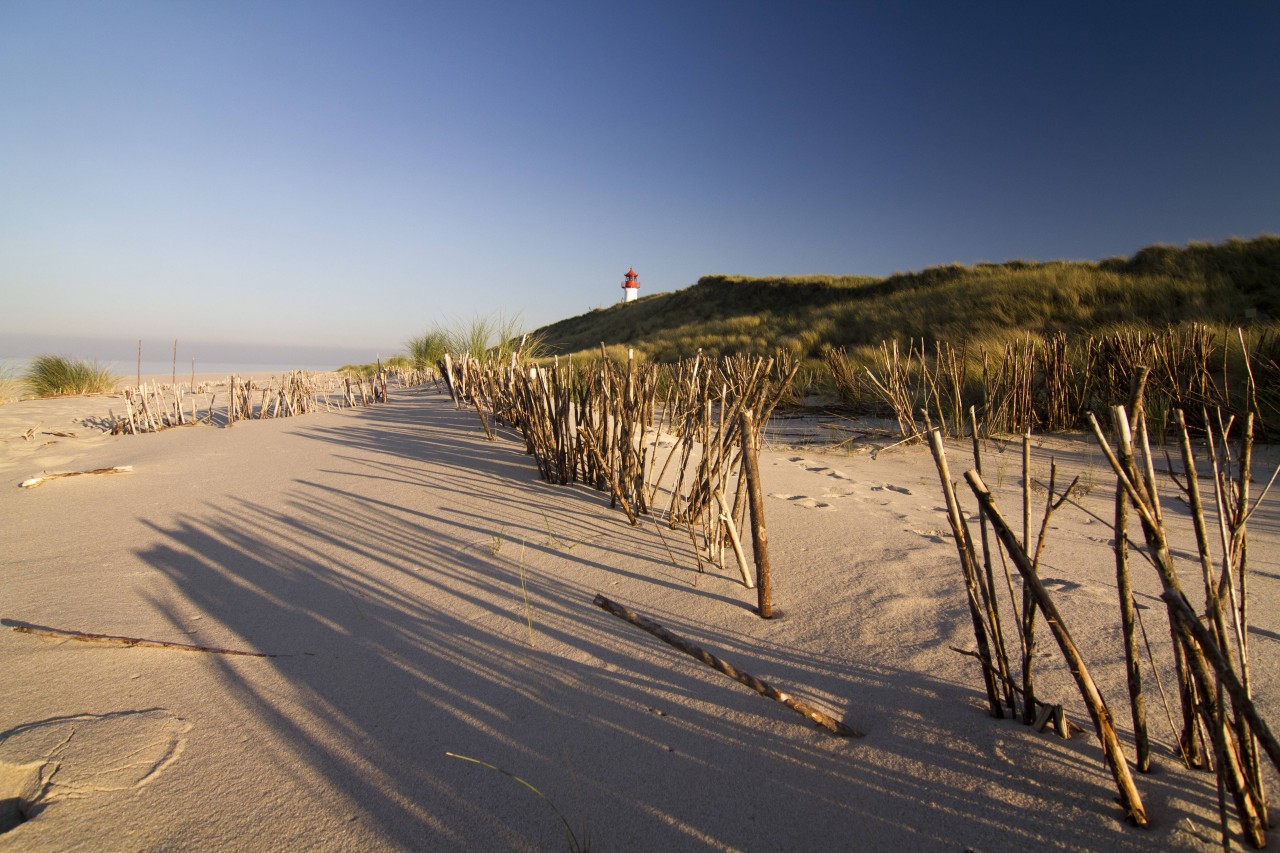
[621,266,640,303]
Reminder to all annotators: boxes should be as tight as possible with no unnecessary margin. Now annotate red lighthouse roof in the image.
[623,267,639,287]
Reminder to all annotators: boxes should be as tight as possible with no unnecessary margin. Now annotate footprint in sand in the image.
[822,487,860,500]
[912,529,951,544]
[0,708,190,823]
[769,493,836,511]
[1040,578,1082,593]
[786,456,853,481]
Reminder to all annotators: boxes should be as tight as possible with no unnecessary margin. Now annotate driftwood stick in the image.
[713,488,754,589]
[1093,410,1280,778]
[926,429,1003,718]
[1020,431,1036,724]
[969,405,1015,716]
[964,470,1148,826]
[1115,477,1150,771]
[948,646,1087,737]
[592,594,861,737]
[740,410,773,618]
[472,393,495,441]
[19,466,133,489]
[3,618,273,657]
[581,428,638,525]
[1117,372,1152,771]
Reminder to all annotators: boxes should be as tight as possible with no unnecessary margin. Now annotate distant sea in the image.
[1,357,342,379]
[0,333,385,379]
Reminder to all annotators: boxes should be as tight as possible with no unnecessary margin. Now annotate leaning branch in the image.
[592,594,861,737]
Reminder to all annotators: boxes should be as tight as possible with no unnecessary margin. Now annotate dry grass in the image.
[827,323,1280,439]
[0,364,24,404]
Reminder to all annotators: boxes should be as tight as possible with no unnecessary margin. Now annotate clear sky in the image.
[2,1,1278,363]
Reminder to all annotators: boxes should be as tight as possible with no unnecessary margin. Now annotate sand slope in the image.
[2,388,1277,850]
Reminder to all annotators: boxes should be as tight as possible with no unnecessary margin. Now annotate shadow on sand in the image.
[133,390,1223,850]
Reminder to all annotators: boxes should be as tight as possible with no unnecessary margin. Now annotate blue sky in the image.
[2,1,1278,363]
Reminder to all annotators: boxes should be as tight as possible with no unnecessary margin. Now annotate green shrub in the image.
[24,355,118,397]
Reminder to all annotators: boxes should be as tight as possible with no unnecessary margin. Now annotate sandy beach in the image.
[2,385,1277,851]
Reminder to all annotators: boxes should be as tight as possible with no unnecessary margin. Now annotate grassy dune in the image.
[536,236,1280,363]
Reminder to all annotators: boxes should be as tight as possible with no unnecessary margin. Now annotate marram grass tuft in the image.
[24,354,118,398]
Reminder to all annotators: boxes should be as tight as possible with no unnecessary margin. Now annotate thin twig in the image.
[5,618,273,657]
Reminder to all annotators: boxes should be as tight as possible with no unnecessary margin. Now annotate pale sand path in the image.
[2,388,1277,850]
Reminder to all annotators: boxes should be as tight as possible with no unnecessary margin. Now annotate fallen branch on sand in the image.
[948,646,1087,737]
[18,466,133,488]
[3,618,273,657]
[593,593,861,737]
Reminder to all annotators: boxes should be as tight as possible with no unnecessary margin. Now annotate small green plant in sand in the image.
[541,511,566,549]
[445,752,587,851]
[24,355,118,398]
[517,541,535,648]
[540,511,588,552]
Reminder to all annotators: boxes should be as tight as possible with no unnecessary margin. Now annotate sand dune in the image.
[1,386,1277,850]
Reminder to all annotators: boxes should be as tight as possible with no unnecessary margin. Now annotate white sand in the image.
[1,387,1277,850]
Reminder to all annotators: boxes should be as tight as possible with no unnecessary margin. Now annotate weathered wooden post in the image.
[739,410,772,618]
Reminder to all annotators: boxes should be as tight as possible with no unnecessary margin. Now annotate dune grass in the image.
[23,355,118,398]
[406,329,452,371]
[0,365,23,404]
[534,235,1280,365]
[338,354,412,378]
[445,752,587,852]
[408,313,549,366]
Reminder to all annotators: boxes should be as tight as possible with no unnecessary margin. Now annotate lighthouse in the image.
[621,267,640,303]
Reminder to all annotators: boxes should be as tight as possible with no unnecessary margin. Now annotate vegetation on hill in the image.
[534,236,1280,364]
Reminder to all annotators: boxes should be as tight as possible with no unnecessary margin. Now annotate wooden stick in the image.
[1114,474,1150,770]
[927,429,1004,717]
[581,428,638,525]
[1092,410,1211,768]
[948,646,1087,737]
[739,410,773,618]
[713,488,755,589]
[4,618,273,657]
[964,470,1148,826]
[969,406,1016,717]
[1020,430,1037,724]
[1022,432,1032,549]
[1116,373,1151,771]
[592,594,861,737]
[473,393,495,440]
[19,466,133,489]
